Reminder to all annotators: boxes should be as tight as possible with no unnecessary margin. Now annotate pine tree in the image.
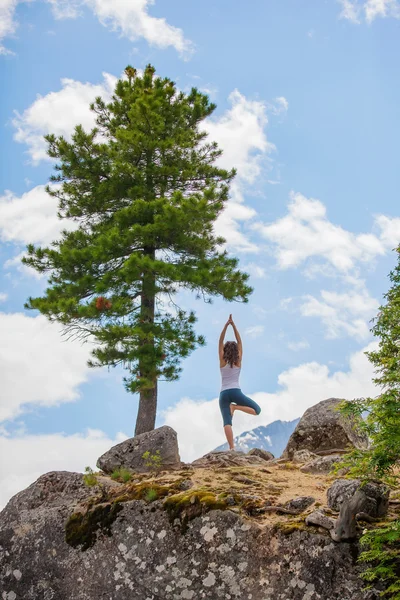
[23,65,253,435]
[339,248,400,598]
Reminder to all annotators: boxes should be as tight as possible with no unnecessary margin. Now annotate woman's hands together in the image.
[227,314,234,326]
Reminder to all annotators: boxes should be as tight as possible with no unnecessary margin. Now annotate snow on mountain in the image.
[214,418,300,457]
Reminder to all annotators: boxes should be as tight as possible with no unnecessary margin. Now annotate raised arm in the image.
[231,319,243,359]
[219,320,229,362]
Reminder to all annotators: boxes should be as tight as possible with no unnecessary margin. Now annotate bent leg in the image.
[230,390,261,417]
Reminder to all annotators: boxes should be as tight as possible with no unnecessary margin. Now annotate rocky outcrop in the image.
[292,449,318,463]
[282,398,369,459]
[285,496,315,512]
[300,454,343,474]
[97,425,181,474]
[0,470,380,600]
[247,448,274,461]
[190,450,268,468]
[302,480,390,543]
[327,479,389,516]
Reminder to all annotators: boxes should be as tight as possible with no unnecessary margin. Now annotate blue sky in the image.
[1,0,400,507]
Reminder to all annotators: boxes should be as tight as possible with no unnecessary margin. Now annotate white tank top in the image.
[220,364,241,391]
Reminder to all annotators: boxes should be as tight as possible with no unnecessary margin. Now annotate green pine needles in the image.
[339,249,400,598]
[359,520,400,598]
[23,65,252,435]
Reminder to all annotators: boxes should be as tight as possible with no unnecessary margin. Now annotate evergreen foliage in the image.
[23,65,252,434]
[340,249,400,598]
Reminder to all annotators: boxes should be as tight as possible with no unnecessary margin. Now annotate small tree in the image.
[340,248,400,598]
[23,65,252,435]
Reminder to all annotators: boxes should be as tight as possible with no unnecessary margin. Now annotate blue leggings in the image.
[219,388,261,427]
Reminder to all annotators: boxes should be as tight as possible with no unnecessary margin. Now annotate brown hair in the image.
[223,341,239,367]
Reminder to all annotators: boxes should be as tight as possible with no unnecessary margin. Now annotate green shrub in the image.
[111,468,132,483]
[145,488,159,502]
[142,449,163,473]
[359,520,400,599]
[83,466,98,487]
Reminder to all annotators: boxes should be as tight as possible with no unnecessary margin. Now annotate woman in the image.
[219,314,261,450]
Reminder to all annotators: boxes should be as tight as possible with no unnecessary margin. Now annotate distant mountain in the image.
[214,418,300,457]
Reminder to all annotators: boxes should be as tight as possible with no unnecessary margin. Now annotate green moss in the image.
[274,519,308,535]
[163,490,228,533]
[65,502,123,551]
[127,482,171,502]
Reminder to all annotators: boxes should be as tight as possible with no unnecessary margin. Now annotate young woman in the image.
[219,314,261,450]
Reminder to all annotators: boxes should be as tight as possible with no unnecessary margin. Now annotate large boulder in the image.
[0,471,380,600]
[327,479,389,517]
[282,398,369,459]
[97,425,181,474]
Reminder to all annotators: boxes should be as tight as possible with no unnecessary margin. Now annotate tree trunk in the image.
[135,378,158,435]
[135,249,157,436]
[330,489,369,542]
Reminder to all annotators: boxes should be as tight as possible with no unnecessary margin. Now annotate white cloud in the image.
[204,89,274,184]
[4,251,44,279]
[244,325,264,338]
[12,72,117,163]
[0,312,96,422]
[0,185,75,246]
[243,263,266,279]
[163,342,378,462]
[0,293,7,302]
[364,0,400,21]
[46,0,81,18]
[299,288,379,340]
[204,90,275,252]
[254,191,395,273]
[287,340,310,351]
[338,0,400,22]
[0,428,128,510]
[375,214,400,249]
[268,96,289,116]
[338,0,361,22]
[254,192,399,340]
[0,0,20,55]
[214,184,258,253]
[83,0,193,57]
[0,0,192,57]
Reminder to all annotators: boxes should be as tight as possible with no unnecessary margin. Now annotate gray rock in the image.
[248,448,274,461]
[327,479,360,511]
[282,398,369,459]
[97,425,181,474]
[292,449,319,463]
[285,496,315,512]
[0,471,380,600]
[191,450,266,468]
[177,479,193,491]
[327,479,389,517]
[300,454,342,474]
[306,510,336,531]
